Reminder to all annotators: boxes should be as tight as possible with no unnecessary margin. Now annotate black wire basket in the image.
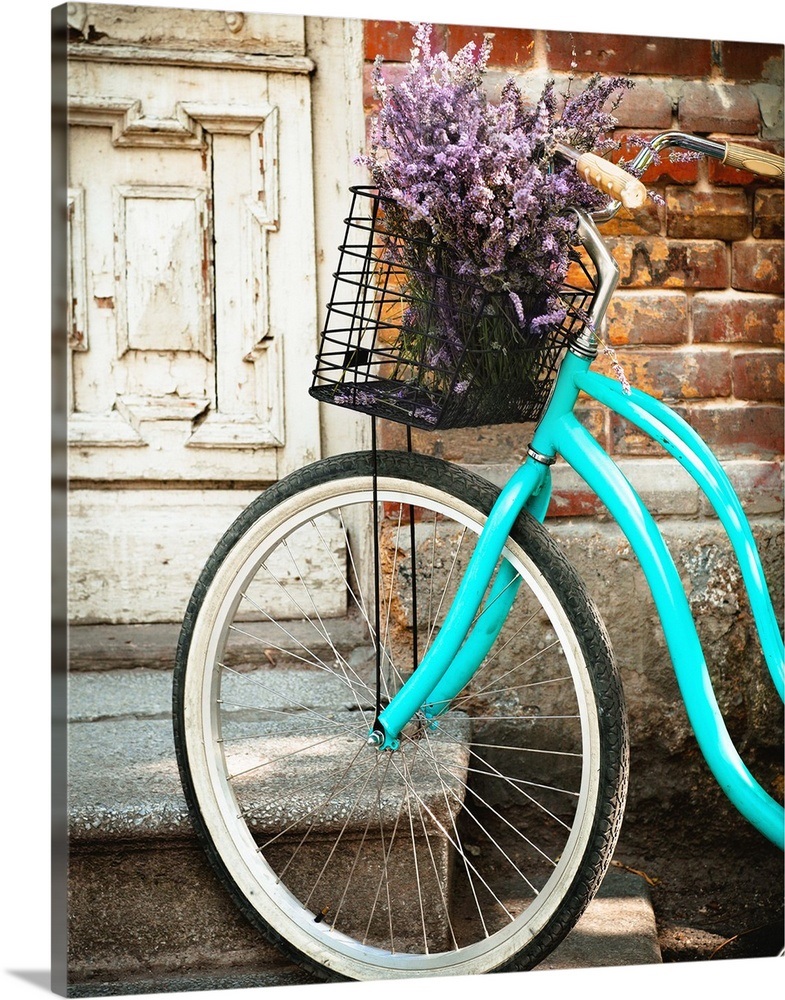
[310,187,598,430]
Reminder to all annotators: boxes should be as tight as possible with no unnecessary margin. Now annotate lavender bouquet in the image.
[346,23,632,424]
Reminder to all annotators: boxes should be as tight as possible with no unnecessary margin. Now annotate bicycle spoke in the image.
[329,753,392,930]
[431,746,490,940]
[222,636,375,715]
[175,456,625,977]
[404,753,460,951]
[242,581,373,709]
[439,714,579,723]
[315,511,399,699]
[472,602,543,668]
[419,731,557,878]
[435,724,576,833]
[226,732,351,782]
[219,662,372,730]
[263,741,369,865]
[259,552,375,707]
[388,744,516,923]
[447,638,564,708]
[398,749,431,953]
[459,673,575,702]
[425,510,439,650]
[466,741,581,759]
[304,758,383,910]
[362,761,411,949]
[381,504,405,677]
[424,524,469,653]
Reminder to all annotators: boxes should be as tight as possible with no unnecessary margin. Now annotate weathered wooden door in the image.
[66,6,329,623]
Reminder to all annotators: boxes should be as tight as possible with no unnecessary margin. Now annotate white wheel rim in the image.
[181,475,602,979]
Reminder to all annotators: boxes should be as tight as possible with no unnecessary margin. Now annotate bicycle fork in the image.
[368,456,548,751]
[368,350,581,753]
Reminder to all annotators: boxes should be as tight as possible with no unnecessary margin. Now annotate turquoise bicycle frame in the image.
[372,327,784,852]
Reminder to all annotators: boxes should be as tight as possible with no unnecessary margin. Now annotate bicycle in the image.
[173,130,784,981]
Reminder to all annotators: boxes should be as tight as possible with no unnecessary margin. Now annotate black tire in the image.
[173,451,628,980]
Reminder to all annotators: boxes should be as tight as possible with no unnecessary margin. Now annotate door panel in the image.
[66,6,322,621]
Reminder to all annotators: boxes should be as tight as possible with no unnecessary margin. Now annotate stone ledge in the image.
[465,457,784,518]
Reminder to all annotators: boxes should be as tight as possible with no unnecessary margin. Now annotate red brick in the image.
[612,82,674,130]
[446,25,535,67]
[732,350,785,401]
[363,22,538,69]
[732,241,784,293]
[364,21,428,63]
[605,347,732,400]
[678,403,784,457]
[547,488,605,518]
[610,401,783,460]
[563,244,597,291]
[677,82,761,135]
[607,237,729,289]
[692,293,784,344]
[665,187,751,241]
[640,158,701,188]
[753,190,785,240]
[545,31,712,77]
[709,160,756,187]
[708,139,784,186]
[575,403,608,446]
[379,421,533,463]
[600,200,663,237]
[605,292,688,346]
[718,41,784,83]
[609,411,671,457]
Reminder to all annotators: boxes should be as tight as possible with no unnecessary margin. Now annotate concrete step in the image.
[66,862,662,995]
[65,628,661,993]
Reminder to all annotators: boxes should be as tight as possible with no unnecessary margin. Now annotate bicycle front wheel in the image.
[173,451,627,980]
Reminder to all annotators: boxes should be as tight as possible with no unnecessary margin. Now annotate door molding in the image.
[67,42,314,75]
[67,92,302,477]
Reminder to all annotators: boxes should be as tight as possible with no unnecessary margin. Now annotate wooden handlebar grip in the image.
[722,142,784,179]
[575,151,647,208]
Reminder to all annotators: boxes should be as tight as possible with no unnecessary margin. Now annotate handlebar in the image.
[556,142,648,209]
[718,141,784,178]
[557,130,785,221]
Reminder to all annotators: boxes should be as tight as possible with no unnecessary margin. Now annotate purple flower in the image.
[357,21,635,367]
[413,406,439,424]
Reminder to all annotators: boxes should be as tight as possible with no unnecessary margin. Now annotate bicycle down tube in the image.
[373,213,785,850]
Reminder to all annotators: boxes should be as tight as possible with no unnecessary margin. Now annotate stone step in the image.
[67,620,375,673]
[64,630,661,993]
[67,666,465,987]
[66,863,662,997]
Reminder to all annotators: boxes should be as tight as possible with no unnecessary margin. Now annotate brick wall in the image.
[361,21,784,516]
[358,21,784,854]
